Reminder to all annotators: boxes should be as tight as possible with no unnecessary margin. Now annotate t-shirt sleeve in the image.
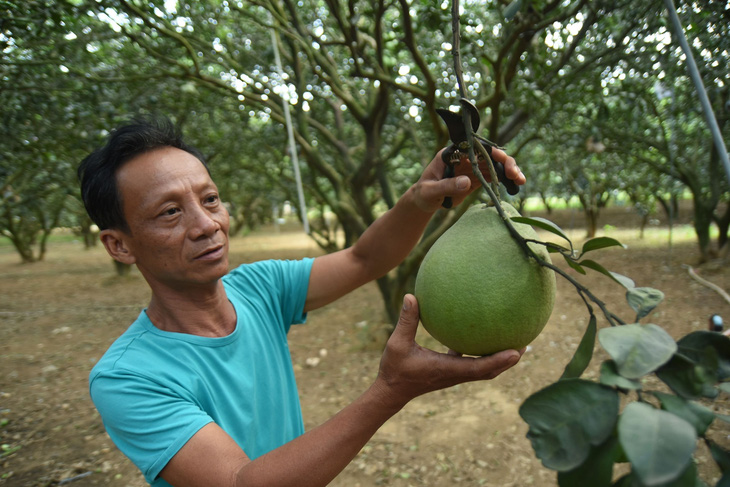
[90,369,214,484]
[226,258,314,332]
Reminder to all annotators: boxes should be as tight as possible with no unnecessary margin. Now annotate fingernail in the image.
[402,296,411,311]
[456,176,469,190]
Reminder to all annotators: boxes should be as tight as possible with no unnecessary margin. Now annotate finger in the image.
[490,148,526,185]
[468,349,522,379]
[391,294,420,342]
[447,349,463,357]
[416,175,472,210]
[437,174,471,197]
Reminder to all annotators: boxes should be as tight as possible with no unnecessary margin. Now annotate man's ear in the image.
[100,229,136,265]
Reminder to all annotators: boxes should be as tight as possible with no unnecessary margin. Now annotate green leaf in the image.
[600,360,642,390]
[563,254,587,274]
[707,439,730,473]
[656,353,718,400]
[544,241,572,254]
[626,287,665,321]
[579,259,636,289]
[580,236,626,256]
[612,462,706,486]
[503,0,522,21]
[511,216,572,246]
[708,441,730,487]
[558,435,618,487]
[676,331,730,381]
[519,379,619,472]
[598,324,677,378]
[618,402,697,487]
[561,314,597,379]
[651,392,715,436]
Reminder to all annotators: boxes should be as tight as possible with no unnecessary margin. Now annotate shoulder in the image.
[223,258,314,295]
[89,317,148,381]
[223,259,314,327]
[89,312,180,388]
[225,258,314,282]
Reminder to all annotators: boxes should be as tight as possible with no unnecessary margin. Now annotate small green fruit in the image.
[414,202,556,356]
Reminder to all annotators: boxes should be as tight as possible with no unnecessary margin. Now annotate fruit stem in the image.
[449,0,502,203]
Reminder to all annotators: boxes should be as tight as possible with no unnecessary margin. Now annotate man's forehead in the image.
[117,147,214,199]
[120,147,207,178]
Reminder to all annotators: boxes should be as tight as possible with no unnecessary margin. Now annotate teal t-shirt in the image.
[89,258,314,486]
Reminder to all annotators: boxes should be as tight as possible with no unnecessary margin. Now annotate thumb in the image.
[451,175,471,193]
[392,294,420,342]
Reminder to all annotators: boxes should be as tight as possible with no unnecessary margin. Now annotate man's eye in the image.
[164,208,179,216]
[205,195,219,204]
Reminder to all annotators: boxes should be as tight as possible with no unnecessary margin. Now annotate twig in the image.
[59,471,93,485]
[686,265,730,306]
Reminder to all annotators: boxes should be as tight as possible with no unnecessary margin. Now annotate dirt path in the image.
[1,209,729,486]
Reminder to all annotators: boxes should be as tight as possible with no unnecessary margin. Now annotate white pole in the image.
[270,29,310,234]
[663,0,730,185]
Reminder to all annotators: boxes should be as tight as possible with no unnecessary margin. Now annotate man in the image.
[79,117,527,487]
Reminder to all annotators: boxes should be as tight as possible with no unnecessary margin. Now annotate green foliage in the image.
[626,288,666,322]
[619,402,697,486]
[505,194,729,486]
[6,0,722,314]
[598,324,676,379]
[560,314,597,380]
[519,379,620,472]
[524,313,730,486]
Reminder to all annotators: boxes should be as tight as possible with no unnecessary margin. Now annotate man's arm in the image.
[160,294,524,487]
[304,147,525,312]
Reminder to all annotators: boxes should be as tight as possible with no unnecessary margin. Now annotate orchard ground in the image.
[1,203,729,487]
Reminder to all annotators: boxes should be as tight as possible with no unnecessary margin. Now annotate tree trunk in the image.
[639,213,649,239]
[85,231,98,248]
[656,193,676,254]
[539,191,553,214]
[114,260,132,277]
[712,202,730,252]
[693,199,716,262]
[585,206,599,239]
[11,237,36,263]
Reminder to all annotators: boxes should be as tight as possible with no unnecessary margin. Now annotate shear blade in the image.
[435,99,480,144]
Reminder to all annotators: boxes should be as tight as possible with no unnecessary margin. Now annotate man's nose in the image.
[189,204,219,238]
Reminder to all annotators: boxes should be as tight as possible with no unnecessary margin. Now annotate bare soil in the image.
[1,205,729,487]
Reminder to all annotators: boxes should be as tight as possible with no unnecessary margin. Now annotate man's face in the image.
[113,147,230,289]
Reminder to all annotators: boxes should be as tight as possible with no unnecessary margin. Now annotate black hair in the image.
[77,117,208,232]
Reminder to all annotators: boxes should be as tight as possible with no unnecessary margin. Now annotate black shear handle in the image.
[442,163,456,209]
[480,143,520,196]
[494,162,520,196]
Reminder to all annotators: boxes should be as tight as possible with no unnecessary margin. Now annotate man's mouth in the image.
[194,244,225,260]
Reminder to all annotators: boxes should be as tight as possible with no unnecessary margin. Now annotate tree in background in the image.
[1,0,89,262]
[593,0,729,261]
[73,0,650,321]
[4,0,724,315]
[1,1,281,263]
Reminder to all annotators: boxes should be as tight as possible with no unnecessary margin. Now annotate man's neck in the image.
[145,280,237,338]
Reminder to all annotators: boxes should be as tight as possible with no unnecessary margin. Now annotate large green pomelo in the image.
[414,202,556,356]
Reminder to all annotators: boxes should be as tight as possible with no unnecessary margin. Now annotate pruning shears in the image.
[436,99,519,208]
